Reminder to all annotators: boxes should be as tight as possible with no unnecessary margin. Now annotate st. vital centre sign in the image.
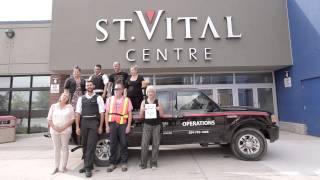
[95,10,242,63]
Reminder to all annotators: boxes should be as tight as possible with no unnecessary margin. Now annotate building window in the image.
[12,76,31,88]
[0,77,11,88]
[218,89,233,106]
[0,91,10,114]
[195,73,233,84]
[143,75,154,85]
[238,89,254,107]
[11,91,30,110]
[155,74,193,85]
[11,91,30,134]
[32,76,51,87]
[30,91,50,133]
[235,73,273,84]
[1,75,51,134]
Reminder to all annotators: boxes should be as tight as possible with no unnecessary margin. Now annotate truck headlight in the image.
[271,114,278,124]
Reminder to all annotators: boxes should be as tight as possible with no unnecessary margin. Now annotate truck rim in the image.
[95,138,111,161]
[238,134,261,155]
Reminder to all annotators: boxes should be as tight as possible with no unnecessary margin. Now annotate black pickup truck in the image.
[93,88,279,166]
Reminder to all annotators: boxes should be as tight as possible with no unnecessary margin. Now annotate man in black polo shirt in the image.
[89,64,109,101]
[108,61,129,96]
[75,80,105,178]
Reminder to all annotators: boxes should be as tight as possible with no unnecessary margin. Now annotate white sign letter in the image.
[200,17,221,39]
[134,10,165,40]
[113,19,133,41]
[96,19,108,42]
[126,49,136,62]
[177,17,197,39]
[204,48,212,61]
[156,49,168,61]
[143,49,150,61]
[225,16,242,38]
[173,48,183,61]
[166,18,173,40]
[189,48,197,61]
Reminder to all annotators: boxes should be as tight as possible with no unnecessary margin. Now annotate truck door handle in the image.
[176,115,183,118]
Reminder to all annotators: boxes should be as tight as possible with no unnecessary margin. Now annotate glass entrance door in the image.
[238,88,254,107]
[217,89,233,106]
[257,88,274,113]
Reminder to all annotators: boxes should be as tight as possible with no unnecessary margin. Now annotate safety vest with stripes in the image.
[108,96,129,124]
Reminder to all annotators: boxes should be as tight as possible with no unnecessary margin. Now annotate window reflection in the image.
[11,91,30,110]
[196,74,233,84]
[177,91,218,111]
[258,88,274,113]
[155,74,193,85]
[235,73,273,84]
[0,77,11,88]
[32,76,50,87]
[0,91,10,114]
[143,75,154,85]
[238,89,253,107]
[11,91,30,134]
[32,91,49,110]
[13,76,31,88]
[218,89,233,106]
[156,91,170,113]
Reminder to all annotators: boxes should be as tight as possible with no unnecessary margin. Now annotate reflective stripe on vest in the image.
[108,96,115,122]
[108,96,129,124]
[120,97,129,124]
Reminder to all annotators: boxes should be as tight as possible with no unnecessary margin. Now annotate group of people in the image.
[46,62,164,178]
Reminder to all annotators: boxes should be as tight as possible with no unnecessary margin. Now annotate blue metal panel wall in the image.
[275,0,320,132]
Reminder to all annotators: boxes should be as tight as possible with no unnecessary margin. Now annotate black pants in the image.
[81,125,99,170]
[109,122,128,165]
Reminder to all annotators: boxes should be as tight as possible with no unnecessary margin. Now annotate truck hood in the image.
[220,106,271,114]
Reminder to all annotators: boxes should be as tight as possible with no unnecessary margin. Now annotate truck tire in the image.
[231,127,267,161]
[94,134,111,167]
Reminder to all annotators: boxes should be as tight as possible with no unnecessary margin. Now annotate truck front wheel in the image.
[231,128,267,161]
[94,134,111,167]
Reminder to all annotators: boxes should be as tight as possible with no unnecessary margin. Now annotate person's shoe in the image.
[106,164,116,172]
[51,168,59,175]
[79,167,85,173]
[44,133,51,138]
[85,169,92,178]
[121,164,128,172]
[62,167,68,173]
[151,162,158,170]
[138,164,147,169]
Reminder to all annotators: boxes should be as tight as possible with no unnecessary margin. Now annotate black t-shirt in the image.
[64,77,86,97]
[109,71,129,95]
[144,99,161,126]
[127,75,144,98]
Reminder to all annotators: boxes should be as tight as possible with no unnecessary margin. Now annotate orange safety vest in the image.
[108,96,129,124]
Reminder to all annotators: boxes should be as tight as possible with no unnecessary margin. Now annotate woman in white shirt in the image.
[47,92,75,174]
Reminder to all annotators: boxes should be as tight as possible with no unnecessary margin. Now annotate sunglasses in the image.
[114,88,123,91]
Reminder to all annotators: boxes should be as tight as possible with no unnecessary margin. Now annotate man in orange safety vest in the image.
[105,82,133,172]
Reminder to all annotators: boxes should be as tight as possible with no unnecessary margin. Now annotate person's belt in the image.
[108,113,128,117]
[82,115,98,118]
[94,89,104,93]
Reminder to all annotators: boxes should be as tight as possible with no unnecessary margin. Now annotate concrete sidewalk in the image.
[0,131,319,180]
